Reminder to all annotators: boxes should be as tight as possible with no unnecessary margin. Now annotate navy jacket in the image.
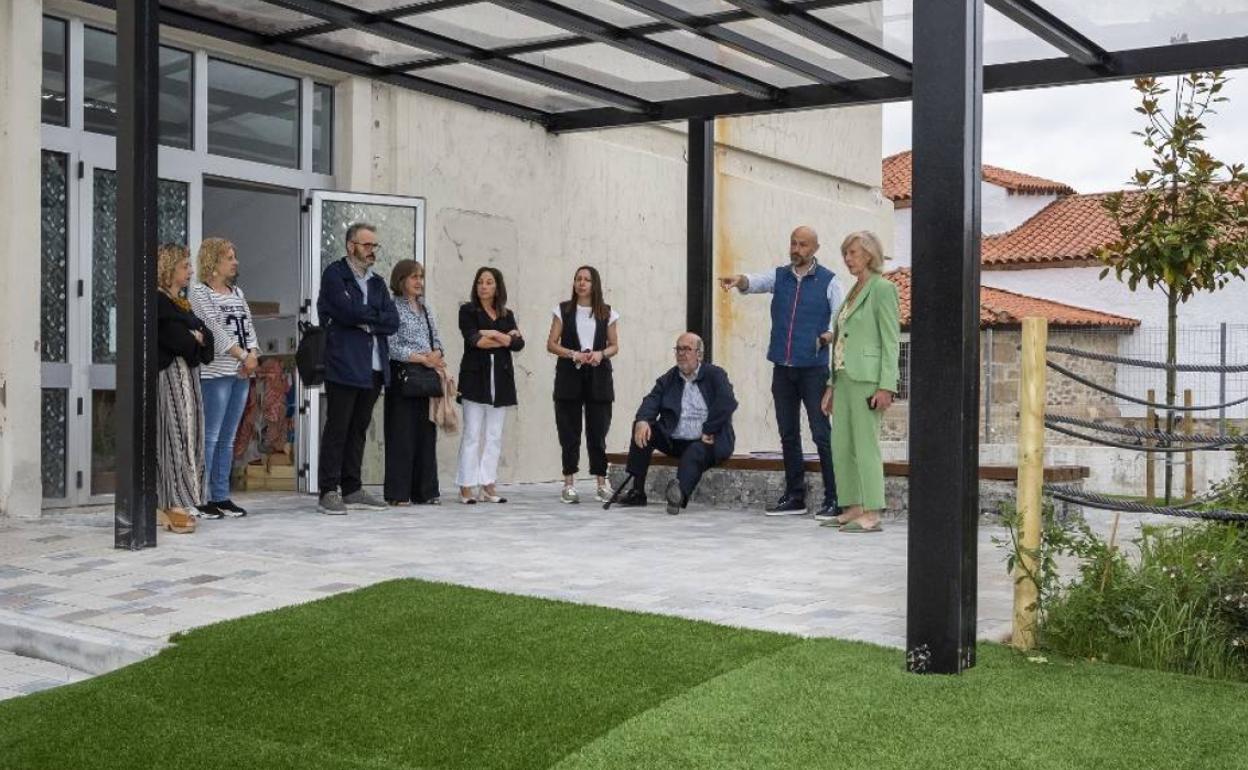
[635,363,737,463]
[317,258,400,389]
[767,263,836,368]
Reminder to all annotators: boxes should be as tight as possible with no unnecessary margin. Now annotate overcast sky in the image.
[882,73,1248,194]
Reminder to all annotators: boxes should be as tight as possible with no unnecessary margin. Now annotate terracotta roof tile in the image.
[882,150,1076,204]
[981,192,1125,268]
[885,268,1139,329]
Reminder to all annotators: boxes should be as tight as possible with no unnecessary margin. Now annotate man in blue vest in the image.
[720,226,842,519]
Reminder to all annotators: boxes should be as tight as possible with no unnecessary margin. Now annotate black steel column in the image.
[687,118,714,359]
[906,0,984,673]
[114,0,161,550]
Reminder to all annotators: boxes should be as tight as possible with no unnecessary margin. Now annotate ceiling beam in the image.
[260,0,653,111]
[986,0,1113,70]
[721,0,912,81]
[497,0,781,101]
[273,0,480,42]
[608,0,848,84]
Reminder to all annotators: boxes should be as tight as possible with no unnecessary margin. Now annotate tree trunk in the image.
[1164,290,1178,504]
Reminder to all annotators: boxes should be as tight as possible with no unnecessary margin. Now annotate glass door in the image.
[301,191,427,492]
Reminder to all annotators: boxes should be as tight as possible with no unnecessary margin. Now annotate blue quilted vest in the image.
[766,263,834,368]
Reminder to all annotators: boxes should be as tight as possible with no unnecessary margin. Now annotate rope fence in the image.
[1047,344,1248,373]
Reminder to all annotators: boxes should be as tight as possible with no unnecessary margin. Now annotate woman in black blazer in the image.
[456,267,525,504]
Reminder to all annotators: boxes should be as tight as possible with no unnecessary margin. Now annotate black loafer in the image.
[615,489,648,507]
[664,480,684,515]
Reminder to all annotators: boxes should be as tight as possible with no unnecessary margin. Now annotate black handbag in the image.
[397,301,443,398]
[398,363,442,398]
[295,321,326,387]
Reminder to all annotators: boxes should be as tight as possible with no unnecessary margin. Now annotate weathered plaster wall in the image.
[0,0,44,517]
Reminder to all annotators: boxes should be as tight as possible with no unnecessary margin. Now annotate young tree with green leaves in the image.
[1099,71,1248,503]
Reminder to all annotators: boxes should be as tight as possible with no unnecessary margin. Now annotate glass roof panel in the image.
[545,0,653,28]
[717,18,885,80]
[302,28,434,68]
[417,63,609,112]
[807,0,911,62]
[397,3,568,50]
[646,29,815,88]
[161,0,323,35]
[864,2,1064,64]
[515,43,733,101]
[1030,0,1248,50]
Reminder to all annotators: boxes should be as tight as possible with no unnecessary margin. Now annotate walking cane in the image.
[602,472,635,510]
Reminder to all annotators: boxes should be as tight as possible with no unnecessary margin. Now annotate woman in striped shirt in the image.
[189,237,260,519]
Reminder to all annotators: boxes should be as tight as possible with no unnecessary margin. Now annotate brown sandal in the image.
[157,508,197,534]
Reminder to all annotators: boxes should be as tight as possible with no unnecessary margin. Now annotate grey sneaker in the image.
[560,485,580,504]
[595,483,614,503]
[318,490,347,515]
[664,480,684,516]
[342,489,388,510]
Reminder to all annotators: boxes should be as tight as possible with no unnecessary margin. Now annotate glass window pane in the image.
[41,152,70,364]
[82,27,196,148]
[207,58,301,169]
[418,63,608,112]
[91,390,116,496]
[42,389,68,499]
[92,171,189,365]
[515,44,732,102]
[397,3,568,50]
[313,83,334,175]
[42,17,68,126]
[302,28,433,68]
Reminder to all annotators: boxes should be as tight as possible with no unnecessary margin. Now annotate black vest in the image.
[553,302,614,402]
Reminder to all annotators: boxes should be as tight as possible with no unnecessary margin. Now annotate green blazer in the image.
[832,273,901,392]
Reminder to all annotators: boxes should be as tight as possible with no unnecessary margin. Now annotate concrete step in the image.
[0,609,167,676]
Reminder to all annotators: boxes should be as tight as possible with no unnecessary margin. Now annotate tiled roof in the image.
[884,269,1139,329]
[882,150,1076,204]
[981,192,1123,268]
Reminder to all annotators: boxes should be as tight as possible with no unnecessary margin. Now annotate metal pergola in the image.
[105,0,1248,674]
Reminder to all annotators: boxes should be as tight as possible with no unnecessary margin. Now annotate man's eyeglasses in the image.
[351,240,382,251]
[673,346,698,354]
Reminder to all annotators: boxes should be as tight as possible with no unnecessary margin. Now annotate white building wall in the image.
[363,82,890,484]
[0,0,44,517]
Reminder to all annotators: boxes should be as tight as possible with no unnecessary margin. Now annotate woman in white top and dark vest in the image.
[545,266,619,504]
[189,237,259,519]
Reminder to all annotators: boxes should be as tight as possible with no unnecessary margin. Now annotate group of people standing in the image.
[154,238,263,533]
[157,220,900,534]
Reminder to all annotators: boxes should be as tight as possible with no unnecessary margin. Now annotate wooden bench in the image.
[605,452,1089,518]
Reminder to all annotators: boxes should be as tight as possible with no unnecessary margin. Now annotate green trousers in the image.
[831,371,885,510]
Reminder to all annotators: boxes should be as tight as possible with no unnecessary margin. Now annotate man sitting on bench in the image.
[616,332,738,515]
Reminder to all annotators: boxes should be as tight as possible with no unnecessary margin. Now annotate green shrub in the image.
[1000,504,1248,681]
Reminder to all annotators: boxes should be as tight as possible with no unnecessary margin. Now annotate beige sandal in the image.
[157,508,197,534]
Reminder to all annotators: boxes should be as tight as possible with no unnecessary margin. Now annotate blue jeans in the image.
[771,364,837,504]
[202,375,250,502]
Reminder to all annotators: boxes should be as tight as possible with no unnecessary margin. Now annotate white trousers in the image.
[456,400,507,487]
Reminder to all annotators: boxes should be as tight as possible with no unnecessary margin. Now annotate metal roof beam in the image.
[722,0,912,81]
[274,0,480,42]
[608,0,848,84]
[497,0,781,101]
[986,0,1113,70]
[260,0,652,111]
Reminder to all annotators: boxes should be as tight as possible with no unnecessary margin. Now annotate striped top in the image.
[388,296,444,362]
[189,282,259,379]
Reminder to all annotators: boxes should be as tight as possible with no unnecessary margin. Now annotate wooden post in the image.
[1184,389,1194,502]
[1013,317,1047,650]
[1146,389,1156,503]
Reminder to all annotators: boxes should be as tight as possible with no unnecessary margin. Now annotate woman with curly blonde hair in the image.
[156,244,214,533]
[189,237,260,518]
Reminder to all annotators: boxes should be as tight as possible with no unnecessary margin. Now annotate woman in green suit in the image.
[820,231,900,532]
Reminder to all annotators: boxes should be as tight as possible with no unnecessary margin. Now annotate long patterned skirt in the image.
[157,358,205,510]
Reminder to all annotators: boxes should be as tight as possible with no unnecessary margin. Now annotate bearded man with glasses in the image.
[615,332,737,515]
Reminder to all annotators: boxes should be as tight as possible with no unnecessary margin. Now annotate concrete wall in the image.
[359,80,890,484]
[0,0,44,518]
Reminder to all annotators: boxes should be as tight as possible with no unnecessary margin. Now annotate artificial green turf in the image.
[1,579,1247,769]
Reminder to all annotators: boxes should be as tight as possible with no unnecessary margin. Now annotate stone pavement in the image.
[0,481,1031,701]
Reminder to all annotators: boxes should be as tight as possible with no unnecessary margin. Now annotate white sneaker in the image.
[595,484,614,503]
[561,485,580,504]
